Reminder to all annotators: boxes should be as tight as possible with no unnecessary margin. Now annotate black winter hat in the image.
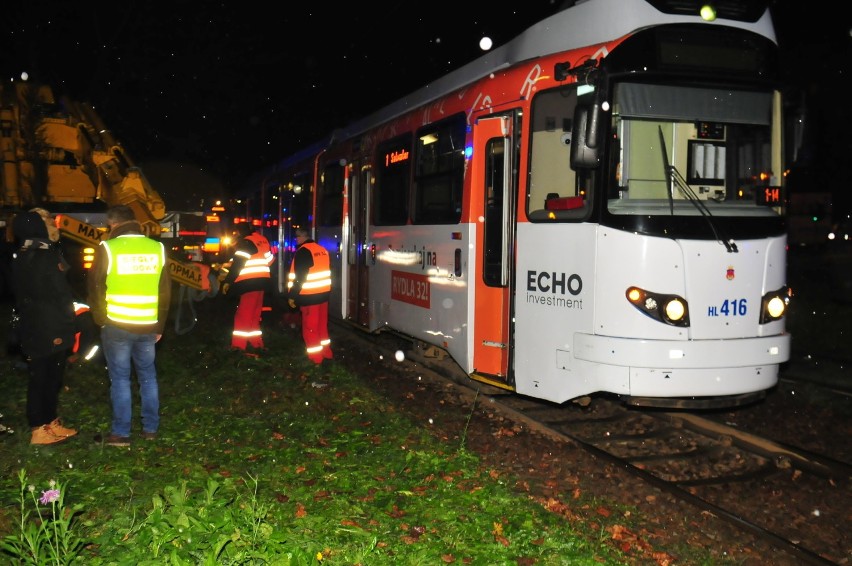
[236,223,253,237]
[13,210,49,240]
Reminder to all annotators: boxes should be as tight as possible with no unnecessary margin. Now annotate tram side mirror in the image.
[570,104,601,169]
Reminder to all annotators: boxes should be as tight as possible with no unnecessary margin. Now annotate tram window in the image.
[283,172,313,250]
[374,134,412,225]
[527,86,590,221]
[610,83,779,211]
[483,137,507,286]
[317,162,344,227]
[412,114,466,225]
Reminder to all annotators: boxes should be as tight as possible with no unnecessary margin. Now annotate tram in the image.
[241,0,791,408]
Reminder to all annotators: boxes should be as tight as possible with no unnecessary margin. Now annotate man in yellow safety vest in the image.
[87,205,171,447]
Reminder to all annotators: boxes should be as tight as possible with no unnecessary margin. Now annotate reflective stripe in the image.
[83,344,99,361]
[108,294,158,303]
[108,304,157,317]
[233,233,273,283]
[233,329,263,338]
[288,242,331,295]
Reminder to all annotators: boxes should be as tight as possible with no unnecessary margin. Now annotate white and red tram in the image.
[242,0,791,408]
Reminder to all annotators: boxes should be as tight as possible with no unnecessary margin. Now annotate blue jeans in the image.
[101,325,159,437]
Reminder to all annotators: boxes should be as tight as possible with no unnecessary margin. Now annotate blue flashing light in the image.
[464,145,473,159]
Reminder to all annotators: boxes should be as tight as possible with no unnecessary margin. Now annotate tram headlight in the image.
[760,286,790,323]
[626,286,690,327]
[664,298,686,322]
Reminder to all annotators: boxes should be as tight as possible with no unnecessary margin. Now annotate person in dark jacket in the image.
[11,210,78,445]
[219,223,274,354]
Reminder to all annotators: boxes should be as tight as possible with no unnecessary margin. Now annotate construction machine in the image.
[0,80,208,298]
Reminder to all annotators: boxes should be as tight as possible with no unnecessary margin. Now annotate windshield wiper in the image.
[658,127,675,216]
[658,127,738,253]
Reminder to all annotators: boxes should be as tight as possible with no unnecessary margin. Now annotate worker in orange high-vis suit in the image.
[68,302,100,364]
[220,223,274,354]
[287,227,332,365]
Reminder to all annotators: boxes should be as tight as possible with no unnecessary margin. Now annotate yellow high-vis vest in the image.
[102,235,166,325]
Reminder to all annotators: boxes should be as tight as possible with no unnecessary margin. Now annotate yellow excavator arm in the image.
[55,214,206,290]
[1,82,166,236]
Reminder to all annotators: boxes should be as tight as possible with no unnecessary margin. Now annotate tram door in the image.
[346,161,372,328]
[471,115,515,383]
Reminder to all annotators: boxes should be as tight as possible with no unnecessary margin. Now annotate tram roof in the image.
[335,0,775,141]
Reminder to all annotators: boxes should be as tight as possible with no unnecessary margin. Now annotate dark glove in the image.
[288,298,296,309]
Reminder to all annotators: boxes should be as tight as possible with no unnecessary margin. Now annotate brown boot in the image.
[48,418,77,438]
[31,425,68,445]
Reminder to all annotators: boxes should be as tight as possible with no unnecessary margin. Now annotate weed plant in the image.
[0,298,626,564]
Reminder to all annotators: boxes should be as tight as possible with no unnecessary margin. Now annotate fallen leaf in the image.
[409,525,426,539]
[652,551,677,565]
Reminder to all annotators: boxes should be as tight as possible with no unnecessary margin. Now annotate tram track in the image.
[490,393,849,565]
[331,321,851,564]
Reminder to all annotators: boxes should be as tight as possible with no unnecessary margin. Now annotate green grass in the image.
[5,251,838,566]
[0,299,628,565]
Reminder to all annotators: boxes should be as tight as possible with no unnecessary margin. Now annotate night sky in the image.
[2,1,848,213]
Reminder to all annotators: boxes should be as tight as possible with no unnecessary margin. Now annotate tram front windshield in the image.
[606,82,783,224]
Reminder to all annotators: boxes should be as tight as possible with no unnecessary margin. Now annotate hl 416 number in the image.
[707,298,747,317]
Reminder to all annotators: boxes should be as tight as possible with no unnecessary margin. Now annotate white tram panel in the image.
[587,229,789,398]
[368,224,472,368]
[513,225,790,403]
[513,223,600,403]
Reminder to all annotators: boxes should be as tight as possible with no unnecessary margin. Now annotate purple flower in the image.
[39,489,60,504]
